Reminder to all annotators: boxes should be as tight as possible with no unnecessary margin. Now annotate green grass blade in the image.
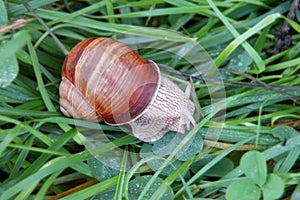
[207,0,274,73]
[114,146,128,200]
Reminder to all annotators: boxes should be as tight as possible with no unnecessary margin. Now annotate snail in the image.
[59,37,196,142]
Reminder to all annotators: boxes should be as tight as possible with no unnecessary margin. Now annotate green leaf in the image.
[140,143,187,178]
[140,143,154,157]
[0,0,8,24]
[176,132,203,161]
[0,55,19,88]
[0,31,30,88]
[204,158,234,177]
[128,175,173,200]
[224,51,252,78]
[226,180,261,200]
[271,126,299,140]
[148,159,186,177]
[262,174,284,200]
[88,158,119,182]
[152,131,203,161]
[190,156,234,178]
[240,151,267,186]
[152,132,177,157]
[91,189,115,200]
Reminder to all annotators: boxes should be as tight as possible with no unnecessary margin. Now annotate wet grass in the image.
[0,0,300,199]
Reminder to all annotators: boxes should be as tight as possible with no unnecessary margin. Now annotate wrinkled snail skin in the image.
[129,76,196,142]
[59,37,196,142]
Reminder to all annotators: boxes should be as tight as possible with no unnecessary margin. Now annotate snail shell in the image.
[59,37,196,142]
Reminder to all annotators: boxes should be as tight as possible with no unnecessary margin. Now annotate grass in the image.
[1,0,300,199]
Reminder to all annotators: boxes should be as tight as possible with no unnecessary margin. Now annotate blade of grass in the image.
[15,181,39,200]
[0,0,8,24]
[9,128,77,186]
[0,115,52,146]
[0,154,89,200]
[282,16,300,33]
[28,42,62,110]
[117,0,163,8]
[60,177,118,200]
[256,94,278,144]
[35,9,193,42]
[34,117,122,131]
[226,107,300,126]
[47,1,109,26]
[8,144,70,156]
[10,135,35,177]
[275,147,300,173]
[27,41,73,140]
[0,107,60,117]
[35,170,64,200]
[0,135,135,199]
[0,125,21,155]
[235,1,290,28]
[9,0,57,16]
[105,0,115,24]
[99,6,215,19]
[165,0,202,7]
[114,146,128,200]
[265,57,300,72]
[207,0,276,73]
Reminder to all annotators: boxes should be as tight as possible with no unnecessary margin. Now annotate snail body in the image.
[59,37,196,142]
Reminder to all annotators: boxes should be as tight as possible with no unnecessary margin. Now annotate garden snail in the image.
[59,37,196,142]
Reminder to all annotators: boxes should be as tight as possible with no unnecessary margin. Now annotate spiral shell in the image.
[59,37,160,125]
